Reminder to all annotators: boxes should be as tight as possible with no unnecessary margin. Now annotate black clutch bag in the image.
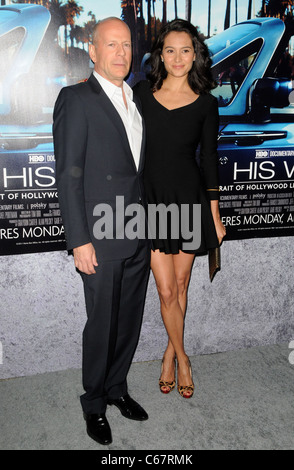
[209,247,221,282]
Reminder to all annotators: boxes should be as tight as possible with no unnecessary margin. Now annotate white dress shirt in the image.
[93,71,142,171]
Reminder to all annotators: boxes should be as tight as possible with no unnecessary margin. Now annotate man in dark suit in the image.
[53,17,150,445]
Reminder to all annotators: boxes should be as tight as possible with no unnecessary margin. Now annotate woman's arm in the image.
[210,200,226,245]
[199,97,226,245]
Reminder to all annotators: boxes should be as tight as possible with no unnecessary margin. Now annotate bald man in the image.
[53,18,150,445]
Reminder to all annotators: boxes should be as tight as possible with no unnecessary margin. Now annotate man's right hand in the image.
[73,243,98,275]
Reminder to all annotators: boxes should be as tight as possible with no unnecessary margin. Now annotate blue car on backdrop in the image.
[0,4,293,255]
[207,17,294,239]
[140,16,294,239]
[0,4,66,255]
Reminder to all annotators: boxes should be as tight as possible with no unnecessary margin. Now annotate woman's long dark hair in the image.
[148,19,216,94]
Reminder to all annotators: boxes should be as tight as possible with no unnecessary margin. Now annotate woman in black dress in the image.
[134,19,226,398]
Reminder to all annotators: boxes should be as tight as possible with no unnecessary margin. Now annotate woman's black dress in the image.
[133,80,220,255]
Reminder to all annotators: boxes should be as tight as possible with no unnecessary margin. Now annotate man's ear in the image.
[89,44,96,64]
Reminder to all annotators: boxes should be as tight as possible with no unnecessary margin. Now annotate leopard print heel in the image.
[177,359,194,399]
[159,358,176,394]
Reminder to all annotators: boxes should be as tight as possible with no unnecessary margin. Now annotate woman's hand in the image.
[214,217,226,245]
[210,200,226,245]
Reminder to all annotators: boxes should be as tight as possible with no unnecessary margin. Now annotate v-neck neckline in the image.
[151,91,201,112]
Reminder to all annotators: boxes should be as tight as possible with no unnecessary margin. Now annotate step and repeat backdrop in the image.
[1,0,294,255]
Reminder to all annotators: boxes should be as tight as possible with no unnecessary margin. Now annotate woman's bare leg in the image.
[164,250,195,362]
[151,250,195,392]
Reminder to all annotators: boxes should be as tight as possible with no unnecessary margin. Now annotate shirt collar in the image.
[93,71,133,101]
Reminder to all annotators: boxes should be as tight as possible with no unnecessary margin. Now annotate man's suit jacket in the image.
[53,73,147,261]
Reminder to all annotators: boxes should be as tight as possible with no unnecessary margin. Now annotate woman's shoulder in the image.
[200,92,219,114]
[200,92,218,104]
[132,79,152,97]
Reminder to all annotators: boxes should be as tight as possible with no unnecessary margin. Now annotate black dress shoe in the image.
[107,394,148,421]
[84,413,112,445]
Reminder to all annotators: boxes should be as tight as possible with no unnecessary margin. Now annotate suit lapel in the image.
[87,74,142,173]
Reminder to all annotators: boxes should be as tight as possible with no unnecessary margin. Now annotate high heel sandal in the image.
[177,359,194,399]
[159,358,176,394]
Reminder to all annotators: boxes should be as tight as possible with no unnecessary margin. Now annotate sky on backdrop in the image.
[76,0,263,37]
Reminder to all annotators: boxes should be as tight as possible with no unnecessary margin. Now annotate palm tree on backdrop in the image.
[174,0,178,18]
[224,0,231,29]
[70,24,84,48]
[12,0,49,6]
[146,0,159,49]
[235,0,238,23]
[247,0,252,19]
[48,0,66,45]
[265,0,293,18]
[137,1,146,65]
[208,0,211,37]
[121,1,143,73]
[185,0,192,22]
[146,0,152,50]
[152,0,157,37]
[70,11,96,51]
[64,0,84,54]
[266,0,280,17]
[261,0,266,16]
[15,0,64,47]
[162,0,167,25]
[82,10,97,49]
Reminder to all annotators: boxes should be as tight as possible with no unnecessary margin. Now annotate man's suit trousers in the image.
[80,239,150,415]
